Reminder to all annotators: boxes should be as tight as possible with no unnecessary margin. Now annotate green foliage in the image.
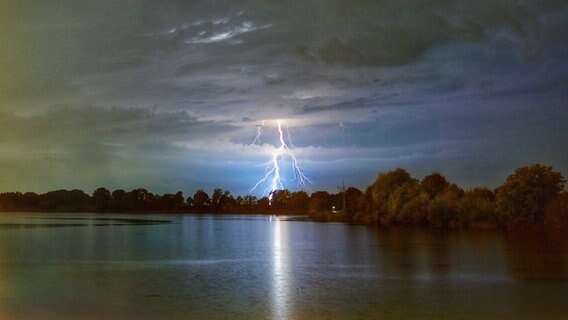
[400,192,430,226]
[370,168,415,217]
[387,181,431,226]
[496,164,565,228]
[427,184,463,227]
[385,180,423,224]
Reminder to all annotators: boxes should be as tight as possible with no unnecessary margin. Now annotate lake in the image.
[0,212,566,319]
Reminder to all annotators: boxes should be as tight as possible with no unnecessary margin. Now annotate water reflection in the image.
[0,215,170,230]
[272,219,291,319]
[504,232,568,281]
[0,213,566,319]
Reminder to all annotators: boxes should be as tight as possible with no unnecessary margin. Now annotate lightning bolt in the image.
[339,122,346,144]
[251,121,265,145]
[285,122,294,149]
[251,120,311,204]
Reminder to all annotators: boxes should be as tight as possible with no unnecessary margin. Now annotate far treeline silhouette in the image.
[0,164,566,230]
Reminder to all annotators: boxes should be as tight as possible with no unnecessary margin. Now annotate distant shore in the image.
[1,163,566,232]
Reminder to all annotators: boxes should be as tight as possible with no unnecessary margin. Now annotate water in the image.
[0,212,566,319]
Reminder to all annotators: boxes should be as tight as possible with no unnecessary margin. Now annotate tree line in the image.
[342,164,566,231]
[0,163,566,230]
[0,186,346,215]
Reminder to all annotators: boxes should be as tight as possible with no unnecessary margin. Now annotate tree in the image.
[427,184,463,227]
[211,188,231,212]
[242,195,257,207]
[400,191,430,226]
[386,181,426,224]
[192,189,210,210]
[344,187,363,215]
[111,189,126,211]
[370,168,415,222]
[93,187,112,211]
[122,188,150,210]
[156,191,184,211]
[271,189,291,210]
[309,191,331,213]
[211,188,223,211]
[357,187,373,214]
[0,192,22,210]
[39,189,90,211]
[544,192,568,230]
[22,192,40,208]
[221,194,238,212]
[496,164,565,228]
[288,191,309,211]
[257,197,270,211]
[172,191,185,211]
[421,173,449,200]
[458,188,495,227]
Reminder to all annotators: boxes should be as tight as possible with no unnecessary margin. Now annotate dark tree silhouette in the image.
[192,189,211,210]
[309,191,331,213]
[211,188,232,212]
[288,191,309,211]
[545,192,568,230]
[93,187,112,211]
[0,163,565,231]
[271,189,291,210]
[39,189,90,211]
[344,187,363,215]
[111,189,126,211]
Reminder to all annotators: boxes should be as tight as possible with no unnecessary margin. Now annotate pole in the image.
[342,180,346,214]
[337,179,346,213]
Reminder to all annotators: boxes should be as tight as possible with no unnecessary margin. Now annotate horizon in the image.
[1,163,562,201]
[1,1,567,198]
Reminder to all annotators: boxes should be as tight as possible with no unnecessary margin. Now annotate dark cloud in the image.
[0,106,235,144]
[296,93,405,115]
[294,0,549,67]
[0,0,566,194]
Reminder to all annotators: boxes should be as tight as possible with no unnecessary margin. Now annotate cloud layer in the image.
[0,0,567,195]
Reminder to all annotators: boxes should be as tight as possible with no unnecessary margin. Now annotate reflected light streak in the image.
[272,219,292,319]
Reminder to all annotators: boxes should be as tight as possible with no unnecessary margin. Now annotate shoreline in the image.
[1,209,564,234]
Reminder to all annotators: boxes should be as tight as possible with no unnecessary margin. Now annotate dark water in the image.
[0,213,566,319]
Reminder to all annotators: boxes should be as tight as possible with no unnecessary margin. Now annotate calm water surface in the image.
[0,212,566,319]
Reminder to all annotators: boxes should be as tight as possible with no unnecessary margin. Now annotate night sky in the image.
[1,0,567,196]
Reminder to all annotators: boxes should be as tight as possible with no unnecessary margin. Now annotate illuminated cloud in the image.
[0,0,566,195]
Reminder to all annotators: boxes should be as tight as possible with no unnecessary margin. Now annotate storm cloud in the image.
[0,0,566,195]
